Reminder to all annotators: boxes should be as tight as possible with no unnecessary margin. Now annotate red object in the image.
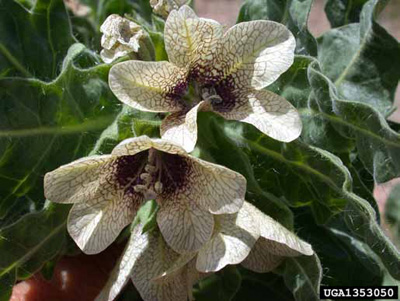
[11,244,123,301]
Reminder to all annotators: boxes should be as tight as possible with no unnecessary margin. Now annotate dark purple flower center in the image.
[158,152,191,195]
[169,66,237,113]
[113,150,149,196]
[112,149,191,200]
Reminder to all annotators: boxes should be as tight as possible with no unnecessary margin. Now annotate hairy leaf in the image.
[196,114,294,229]
[0,203,69,300]
[0,44,120,219]
[295,209,382,287]
[325,0,369,27]
[237,0,317,56]
[0,0,76,80]
[307,60,400,183]
[215,120,400,280]
[283,255,322,301]
[318,0,400,116]
[272,56,400,183]
[235,269,294,301]
[194,265,242,301]
[385,184,400,248]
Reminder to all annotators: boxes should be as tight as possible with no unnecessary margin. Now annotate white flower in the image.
[109,5,301,152]
[96,202,314,301]
[150,0,189,17]
[185,201,314,273]
[96,224,206,301]
[100,14,144,63]
[44,136,246,254]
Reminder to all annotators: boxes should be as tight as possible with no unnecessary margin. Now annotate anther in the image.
[140,173,152,183]
[145,164,157,174]
[133,185,147,193]
[154,181,163,194]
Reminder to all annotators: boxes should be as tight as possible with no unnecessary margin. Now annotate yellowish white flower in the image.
[150,0,189,17]
[109,5,301,152]
[96,202,313,301]
[44,136,246,254]
[173,201,314,273]
[100,14,144,63]
[96,224,206,301]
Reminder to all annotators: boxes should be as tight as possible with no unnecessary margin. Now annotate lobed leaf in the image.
[0,0,76,80]
[0,203,69,300]
[237,0,317,56]
[325,0,369,28]
[318,0,400,116]
[384,184,400,248]
[0,44,120,220]
[283,255,322,301]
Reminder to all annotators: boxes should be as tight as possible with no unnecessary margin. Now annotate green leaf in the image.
[0,203,69,300]
[273,55,400,184]
[385,184,400,248]
[283,255,322,301]
[318,0,400,116]
[0,0,76,79]
[136,199,159,234]
[0,43,120,219]
[194,265,242,301]
[235,269,294,301]
[216,120,400,279]
[295,209,382,287]
[328,227,383,279]
[307,60,400,183]
[237,0,317,56]
[197,113,294,229]
[91,106,161,155]
[325,0,369,27]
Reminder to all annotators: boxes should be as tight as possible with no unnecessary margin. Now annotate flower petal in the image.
[152,252,197,282]
[240,239,284,273]
[96,224,145,301]
[246,202,314,256]
[153,257,209,301]
[109,61,187,112]
[160,101,210,152]
[188,156,246,214]
[196,202,259,272]
[67,193,139,254]
[44,155,113,204]
[164,5,223,70]
[130,229,188,301]
[113,136,246,215]
[157,194,214,253]
[112,136,188,157]
[111,135,153,156]
[150,0,189,17]
[214,89,302,143]
[221,20,295,90]
[100,14,143,63]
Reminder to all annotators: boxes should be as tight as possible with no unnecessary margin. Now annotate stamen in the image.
[133,185,147,193]
[140,173,152,183]
[145,164,157,174]
[154,181,163,194]
[133,149,164,200]
[201,86,223,104]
